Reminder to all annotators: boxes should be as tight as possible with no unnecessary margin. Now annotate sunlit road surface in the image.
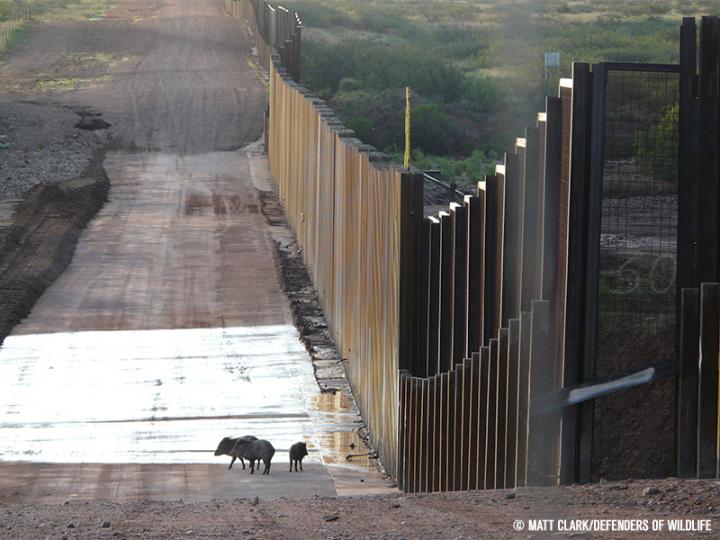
[0,151,392,502]
[0,326,319,463]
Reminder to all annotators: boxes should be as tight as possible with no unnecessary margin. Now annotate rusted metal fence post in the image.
[432,374,441,491]
[398,371,409,492]
[428,217,442,376]
[541,97,562,309]
[496,328,509,488]
[452,365,464,490]
[501,153,521,327]
[404,376,414,493]
[467,353,480,490]
[677,288,700,477]
[506,319,521,488]
[478,347,490,489]
[698,283,720,478]
[446,369,457,490]
[400,170,424,373]
[421,379,431,492]
[482,177,502,344]
[526,300,557,486]
[467,193,485,352]
[415,378,424,492]
[487,338,499,489]
[438,212,454,371]
[461,357,473,490]
[516,311,532,487]
[416,220,431,377]
[452,203,469,365]
[520,126,543,311]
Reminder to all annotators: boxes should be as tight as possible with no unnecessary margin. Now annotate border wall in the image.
[231,0,719,489]
[233,0,423,479]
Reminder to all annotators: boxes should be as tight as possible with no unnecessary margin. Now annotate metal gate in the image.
[584,63,680,481]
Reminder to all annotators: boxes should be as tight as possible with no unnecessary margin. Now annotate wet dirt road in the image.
[0,0,391,502]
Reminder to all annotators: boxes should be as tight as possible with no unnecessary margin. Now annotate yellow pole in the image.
[404,86,411,170]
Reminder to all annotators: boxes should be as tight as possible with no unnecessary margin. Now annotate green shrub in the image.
[345,115,374,142]
[303,38,475,103]
[404,148,497,184]
[412,103,456,154]
[284,1,355,28]
[332,88,404,150]
[337,77,361,93]
[460,75,503,112]
[359,9,412,34]
[300,39,356,98]
[540,17,678,64]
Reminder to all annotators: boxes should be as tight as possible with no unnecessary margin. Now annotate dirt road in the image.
[0,0,264,153]
[0,0,390,504]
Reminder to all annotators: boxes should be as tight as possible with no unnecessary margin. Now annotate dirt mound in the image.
[0,148,108,345]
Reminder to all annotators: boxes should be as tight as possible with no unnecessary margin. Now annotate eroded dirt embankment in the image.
[0,149,108,345]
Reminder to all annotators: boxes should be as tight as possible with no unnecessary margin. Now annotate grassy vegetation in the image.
[2,23,28,49]
[33,51,114,91]
[0,0,113,22]
[0,0,114,61]
[280,0,719,186]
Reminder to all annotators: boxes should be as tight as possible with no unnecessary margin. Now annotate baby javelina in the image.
[232,438,276,475]
[214,435,258,470]
[289,441,308,472]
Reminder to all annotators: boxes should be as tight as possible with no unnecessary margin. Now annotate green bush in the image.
[404,148,497,184]
[300,40,356,98]
[332,88,404,150]
[283,1,355,28]
[303,38,491,105]
[345,115,374,142]
[0,1,25,20]
[540,18,678,64]
[359,9,412,34]
[460,75,503,112]
[412,103,458,155]
[348,43,465,102]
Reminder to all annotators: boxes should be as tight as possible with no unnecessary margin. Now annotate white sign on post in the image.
[544,52,560,79]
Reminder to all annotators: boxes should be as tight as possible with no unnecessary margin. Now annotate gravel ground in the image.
[1,479,719,539]
[0,97,107,199]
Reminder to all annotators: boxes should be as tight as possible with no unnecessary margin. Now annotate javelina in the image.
[214,435,258,470]
[289,441,308,472]
[232,438,275,475]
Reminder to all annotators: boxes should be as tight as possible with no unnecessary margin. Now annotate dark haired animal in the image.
[232,438,275,475]
[214,435,258,470]
[289,441,308,472]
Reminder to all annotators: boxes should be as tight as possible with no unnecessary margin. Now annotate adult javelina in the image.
[232,438,275,475]
[289,441,308,472]
[214,435,258,470]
